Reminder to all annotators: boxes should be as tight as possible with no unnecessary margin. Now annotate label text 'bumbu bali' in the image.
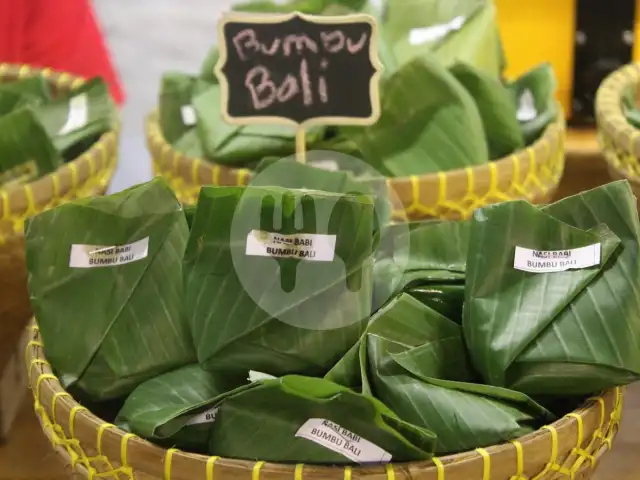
[234,28,368,110]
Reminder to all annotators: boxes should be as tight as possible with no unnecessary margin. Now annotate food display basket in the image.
[0,64,119,329]
[596,62,640,202]
[27,322,621,480]
[146,112,565,220]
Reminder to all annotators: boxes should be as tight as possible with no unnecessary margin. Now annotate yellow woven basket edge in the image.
[26,321,622,480]
[145,105,566,220]
[595,62,640,183]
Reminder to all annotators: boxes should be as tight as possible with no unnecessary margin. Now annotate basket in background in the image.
[146,112,566,221]
[596,63,640,203]
[0,63,118,342]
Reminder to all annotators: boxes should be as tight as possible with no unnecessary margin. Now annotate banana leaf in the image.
[253,155,393,228]
[359,1,400,79]
[183,204,197,230]
[450,62,524,159]
[384,0,503,78]
[158,72,197,144]
[173,128,205,158]
[0,90,22,115]
[31,77,116,155]
[0,107,61,186]
[192,83,323,167]
[26,178,196,400]
[464,181,640,396]
[326,293,554,454]
[340,54,489,176]
[0,76,52,107]
[116,364,247,452]
[183,185,376,377]
[373,219,469,321]
[119,368,436,463]
[507,63,558,145]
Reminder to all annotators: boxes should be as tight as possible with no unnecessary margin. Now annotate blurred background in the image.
[95,0,235,192]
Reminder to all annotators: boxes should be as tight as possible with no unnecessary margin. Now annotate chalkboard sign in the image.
[215,12,382,127]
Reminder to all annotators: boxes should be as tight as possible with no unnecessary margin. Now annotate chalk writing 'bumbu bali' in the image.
[232,28,369,111]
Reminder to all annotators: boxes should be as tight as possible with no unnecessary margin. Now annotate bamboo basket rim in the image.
[595,62,640,182]
[26,322,623,479]
[146,105,565,219]
[0,63,119,240]
[146,106,564,183]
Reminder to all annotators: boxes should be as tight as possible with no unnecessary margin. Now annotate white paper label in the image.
[248,370,276,383]
[245,230,336,262]
[409,16,465,45]
[69,237,149,268]
[310,159,339,172]
[295,418,391,464]
[59,93,89,135]
[517,89,538,122]
[185,406,218,426]
[181,104,197,126]
[513,244,601,273]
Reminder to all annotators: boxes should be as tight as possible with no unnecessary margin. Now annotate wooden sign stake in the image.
[295,127,307,164]
[214,11,382,168]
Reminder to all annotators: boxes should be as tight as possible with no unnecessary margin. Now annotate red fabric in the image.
[0,0,125,105]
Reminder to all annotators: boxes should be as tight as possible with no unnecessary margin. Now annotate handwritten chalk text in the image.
[232,28,369,111]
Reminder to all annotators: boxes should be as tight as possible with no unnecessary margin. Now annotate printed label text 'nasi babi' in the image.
[245,230,336,262]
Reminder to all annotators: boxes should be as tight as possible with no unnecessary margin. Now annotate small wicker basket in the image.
[146,112,565,220]
[26,322,621,480]
[595,62,640,201]
[0,64,118,330]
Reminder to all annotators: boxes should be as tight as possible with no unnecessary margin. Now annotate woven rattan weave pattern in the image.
[146,111,565,221]
[596,63,640,199]
[0,64,118,331]
[26,322,621,480]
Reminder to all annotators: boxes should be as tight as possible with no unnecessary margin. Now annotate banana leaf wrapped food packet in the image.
[252,155,393,227]
[507,62,559,145]
[191,83,323,167]
[116,366,436,463]
[30,77,116,159]
[373,220,469,322]
[0,107,61,185]
[158,72,198,144]
[464,181,640,396]
[326,293,553,454]
[449,62,524,159]
[0,75,52,114]
[383,0,503,77]
[0,76,52,108]
[184,185,377,377]
[26,178,195,401]
[335,53,490,177]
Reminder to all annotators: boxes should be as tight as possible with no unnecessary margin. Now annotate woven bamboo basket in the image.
[595,62,640,201]
[0,64,118,330]
[146,112,566,220]
[26,322,622,480]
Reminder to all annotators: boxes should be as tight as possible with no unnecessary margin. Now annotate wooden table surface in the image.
[2,129,639,479]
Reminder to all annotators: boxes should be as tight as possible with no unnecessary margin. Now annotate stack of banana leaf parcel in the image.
[0,74,115,188]
[25,174,640,464]
[157,0,558,179]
